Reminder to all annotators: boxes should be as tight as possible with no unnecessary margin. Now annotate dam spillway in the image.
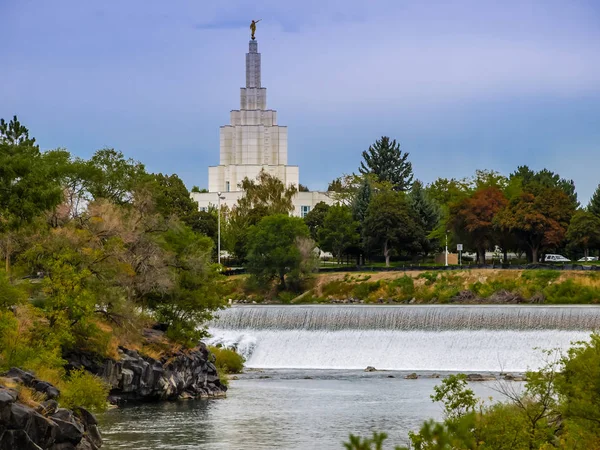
[206,305,600,372]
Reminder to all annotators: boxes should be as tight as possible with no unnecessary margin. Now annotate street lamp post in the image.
[445,230,449,267]
[217,192,225,265]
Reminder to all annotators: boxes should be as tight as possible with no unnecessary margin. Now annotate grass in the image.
[219,268,600,305]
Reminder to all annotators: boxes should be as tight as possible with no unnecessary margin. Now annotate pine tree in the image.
[359,136,414,191]
[589,183,600,218]
[352,177,372,223]
[409,181,441,232]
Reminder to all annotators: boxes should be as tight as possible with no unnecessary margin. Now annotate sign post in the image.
[457,244,463,266]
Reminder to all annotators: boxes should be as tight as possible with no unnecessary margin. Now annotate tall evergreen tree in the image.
[352,177,372,223]
[359,136,413,191]
[589,183,600,218]
[0,116,63,273]
[408,181,441,258]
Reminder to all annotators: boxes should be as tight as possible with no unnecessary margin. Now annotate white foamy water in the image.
[206,305,600,372]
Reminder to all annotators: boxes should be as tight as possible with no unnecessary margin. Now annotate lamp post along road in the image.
[445,231,449,267]
[217,192,225,265]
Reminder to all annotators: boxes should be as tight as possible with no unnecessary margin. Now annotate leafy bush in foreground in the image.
[344,333,600,449]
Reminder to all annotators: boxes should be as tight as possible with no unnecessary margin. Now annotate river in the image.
[98,305,600,449]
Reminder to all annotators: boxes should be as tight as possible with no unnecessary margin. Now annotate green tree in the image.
[237,170,297,215]
[318,205,360,264]
[85,148,146,204]
[246,215,312,289]
[147,173,201,230]
[588,183,600,218]
[298,183,309,192]
[225,170,298,261]
[566,210,600,258]
[0,116,63,273]
[148,222,223,345]
[304,201,331,242]
[359,136,413,191]
[408,181,441,259]
[363,190,421,266]
[511,166,578,207]
[352,177,373,223]
[496,185,575,263]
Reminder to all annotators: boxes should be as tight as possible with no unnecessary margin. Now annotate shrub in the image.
[277,290,297,304]
[59,369,109,412]
[0,271,25,308]
[353,281,381,300]
[418,272,438,285]
[321,280,354,298]
[388,275,415,300]
[209,346,244,374]
[543,279,600,304]
[470,277,519,298]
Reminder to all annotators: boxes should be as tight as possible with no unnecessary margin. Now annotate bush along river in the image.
[97,305,600,449]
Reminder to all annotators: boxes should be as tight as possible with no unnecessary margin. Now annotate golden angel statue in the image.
[250,19,261,40]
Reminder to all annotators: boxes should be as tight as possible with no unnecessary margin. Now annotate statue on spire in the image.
[250,19,261,40]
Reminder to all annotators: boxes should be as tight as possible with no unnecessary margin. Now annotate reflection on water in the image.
[98,370,512,450]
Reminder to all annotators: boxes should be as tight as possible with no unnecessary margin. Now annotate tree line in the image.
[218,135,600,294]
[0,115,225,371]
[315,137,600,266]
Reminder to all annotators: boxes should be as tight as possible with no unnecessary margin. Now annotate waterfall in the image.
[206,305,600,372]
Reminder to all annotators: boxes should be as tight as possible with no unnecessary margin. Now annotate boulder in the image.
[364,366,377,372]
[466,373,496,382]
[404,373,418,380]
[0,429,43,450]
[50,418,83,445]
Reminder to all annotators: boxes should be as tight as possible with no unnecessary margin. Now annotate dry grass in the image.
[0,378,46,409]
[17,386,46,408]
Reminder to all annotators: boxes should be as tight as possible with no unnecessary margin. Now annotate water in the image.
[99,370,507,450]
[99,305,600,449]
[207,305,599,372]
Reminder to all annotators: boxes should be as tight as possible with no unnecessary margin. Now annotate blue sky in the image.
[1,0,599,203]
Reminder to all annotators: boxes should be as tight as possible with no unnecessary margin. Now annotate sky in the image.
[1,0,599,203]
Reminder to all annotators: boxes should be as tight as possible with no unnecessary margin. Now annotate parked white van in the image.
[544,254,570,262]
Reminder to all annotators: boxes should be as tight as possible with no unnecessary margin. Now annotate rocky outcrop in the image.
[66,341,226,405]
[0,368,102,450]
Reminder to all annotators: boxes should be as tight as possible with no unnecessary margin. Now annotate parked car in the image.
[578,256,599,262]
[544,254,570,262]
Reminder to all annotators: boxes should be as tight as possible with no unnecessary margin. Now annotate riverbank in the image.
[221,269,600,305]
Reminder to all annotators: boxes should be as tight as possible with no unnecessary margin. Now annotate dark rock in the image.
[50,443,76,450]
[37,400,59,416]
[364,366,377,372]
[0,389,17,423]
[450,290,478,303]
[4,368,36,386]
[85,425,103,449]
[51,409,73,423]
[34,381,60,400]
[51,418,83,445]
[404,373,418,379]
[25,411,58,449]
[66,340,226,404]
[387,375,395,378]
[466,373,496,382]
[488,290,524,304]
[0,429,43,450]
[503,373,526,382]
[10,403,34,429]
[73,407,97,427]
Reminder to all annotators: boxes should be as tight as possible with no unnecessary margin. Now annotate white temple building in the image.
[192,39,334,218]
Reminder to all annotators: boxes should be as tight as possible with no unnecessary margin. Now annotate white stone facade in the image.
[194,39,335,217]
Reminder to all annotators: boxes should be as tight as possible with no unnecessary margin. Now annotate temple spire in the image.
[246,40,261,88]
